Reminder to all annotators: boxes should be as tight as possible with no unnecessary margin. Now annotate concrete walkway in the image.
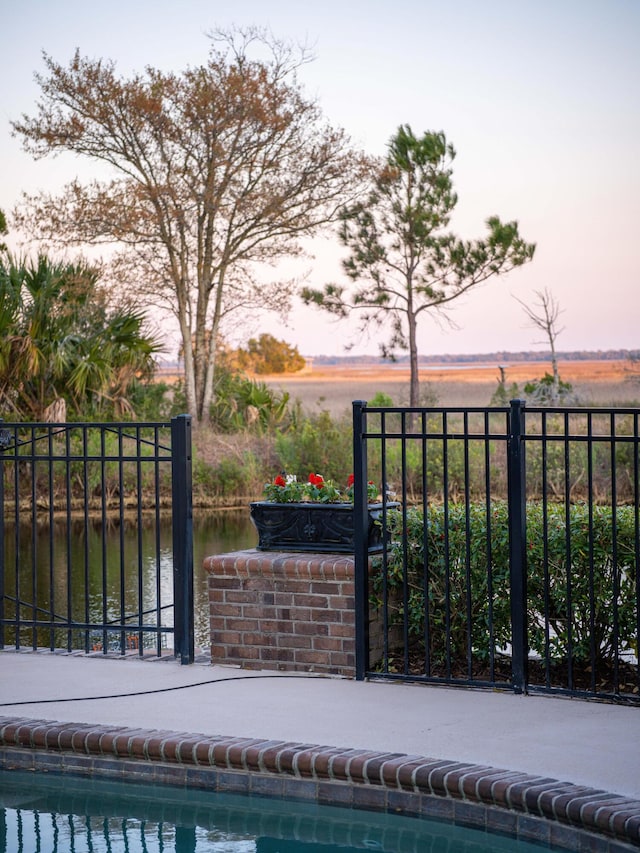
[1,650,639,801]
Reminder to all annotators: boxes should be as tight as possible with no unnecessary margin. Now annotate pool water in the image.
[0,770,558,852]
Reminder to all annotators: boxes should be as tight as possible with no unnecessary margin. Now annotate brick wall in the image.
[203,550,357,676]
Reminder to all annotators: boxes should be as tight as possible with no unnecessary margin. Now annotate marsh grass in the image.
[264,360,638,416]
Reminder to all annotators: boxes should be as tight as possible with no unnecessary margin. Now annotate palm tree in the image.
[0,254,161,420]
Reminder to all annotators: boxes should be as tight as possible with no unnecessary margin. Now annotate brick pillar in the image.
[203,550,356,676]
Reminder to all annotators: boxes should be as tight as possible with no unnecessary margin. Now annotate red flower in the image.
[347,474,355,487]
[308,473,324,486]
[274,475,286,487]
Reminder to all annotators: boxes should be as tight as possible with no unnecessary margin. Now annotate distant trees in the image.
[303,125,535,406]
[236,333,305,374]
[11,28,369,423]
[0,254,160,420]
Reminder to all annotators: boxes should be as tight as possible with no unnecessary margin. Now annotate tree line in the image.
[312,349,640,366]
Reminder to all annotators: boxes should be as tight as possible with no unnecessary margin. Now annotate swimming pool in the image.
[1,714,638,852]
[0,770,577,853]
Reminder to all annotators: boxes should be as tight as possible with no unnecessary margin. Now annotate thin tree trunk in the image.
[200,271,226,423]
[408,305,420,408]
[550,337,560,405]
[178,314,198,419]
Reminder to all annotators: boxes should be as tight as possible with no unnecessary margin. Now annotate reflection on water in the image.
[4,510,257,652]
[191,510,258,646]
[0,770,552,853]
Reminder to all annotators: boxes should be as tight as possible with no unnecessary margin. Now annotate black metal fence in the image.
[352,400,640,703]
[0,416,194,663]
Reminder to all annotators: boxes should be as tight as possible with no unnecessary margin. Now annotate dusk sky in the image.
[1,0,638,359]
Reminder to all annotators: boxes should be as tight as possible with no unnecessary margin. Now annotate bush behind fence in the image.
[374,502,638,669]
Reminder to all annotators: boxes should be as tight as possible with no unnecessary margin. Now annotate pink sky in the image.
[1,0,638,358]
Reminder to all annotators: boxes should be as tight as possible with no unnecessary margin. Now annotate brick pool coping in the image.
[0,716,638,851]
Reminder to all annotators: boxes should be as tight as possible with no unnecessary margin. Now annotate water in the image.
[4,510,258,652]
[0,770,561,853]
[191,510,258,647]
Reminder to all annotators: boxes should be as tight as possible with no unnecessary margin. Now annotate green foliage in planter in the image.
[375,501,638,667]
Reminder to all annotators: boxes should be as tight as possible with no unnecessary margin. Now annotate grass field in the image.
[264,359,640,416]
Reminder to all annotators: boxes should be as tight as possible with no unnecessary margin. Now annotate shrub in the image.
[523,372,576,404]
[368,391,395,407]
[126,380,173,421]
[209,372,290,433]
[526,501,638,663]
[374,503,512,668]
[376,501,638,668]
[194,452,262,500]
[273,410,352,481]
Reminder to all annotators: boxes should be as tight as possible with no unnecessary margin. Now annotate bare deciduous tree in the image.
[515,288,564,404]
[11,27,369,422]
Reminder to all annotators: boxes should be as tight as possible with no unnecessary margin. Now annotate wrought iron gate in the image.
[0,416,194,664]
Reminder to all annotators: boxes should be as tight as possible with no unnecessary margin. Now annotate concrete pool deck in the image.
[1,649,639,849]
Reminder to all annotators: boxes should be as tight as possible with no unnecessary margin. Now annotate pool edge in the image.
[0,715,638,851]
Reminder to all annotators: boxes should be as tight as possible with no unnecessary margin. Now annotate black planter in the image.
[249,501,399,554]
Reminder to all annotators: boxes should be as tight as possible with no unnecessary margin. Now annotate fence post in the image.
[352,400,369,681]
[508,399,528,693]
[171,414,194,664]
